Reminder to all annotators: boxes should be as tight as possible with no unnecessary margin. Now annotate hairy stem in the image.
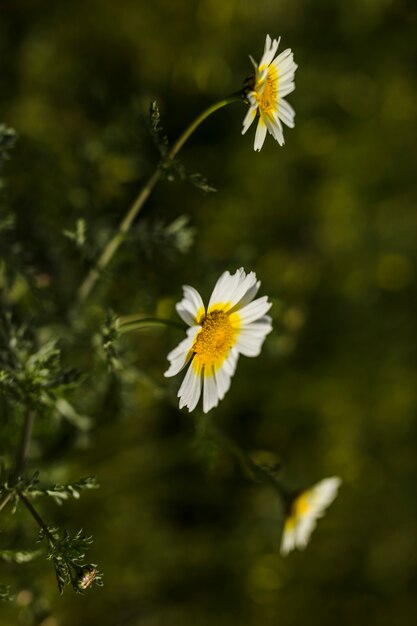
[13,409,35,481]
[0,409,35,513]
[17,491,56,545]
[77,93,242,302]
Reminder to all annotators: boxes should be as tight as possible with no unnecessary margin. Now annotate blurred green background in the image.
[1,0,417,624]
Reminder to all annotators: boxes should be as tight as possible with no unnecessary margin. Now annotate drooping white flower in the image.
[281,477,342,556]
[242,34,297,151]
[164,268,272,413]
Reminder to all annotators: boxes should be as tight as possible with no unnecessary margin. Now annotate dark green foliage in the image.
[150,100,216,193]
[135,214,195,259]
[0,314,80,417]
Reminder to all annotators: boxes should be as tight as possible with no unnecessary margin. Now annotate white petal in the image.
[176,285,205,325]
[178,361,202,412]
[265,114,285,146]
[254,118,268,151]
[164,352,189,378]
[310,477,342,512]
[208,270,233,307]
[237,296,272,325]
[214,366,232,401]
[208,268,245,309]
[164,326,200,377]
[272,48,294,70]
[222,347,239,378]
[259,34,280,68]
[202,368,220,414]
[281,525,296,556]
[176,302,198,326]
[242,105,258,135]
[278,81,296,98]
[240,316,273,335]
[278,99,295,128]
[229,280,260,311]
[227,271,258,309]
[235,332,267,357]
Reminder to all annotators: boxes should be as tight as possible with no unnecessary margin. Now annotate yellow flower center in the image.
[285,492,311,529]
[256,66,278,115]
[293,492,311,517]
[192,310,237,373]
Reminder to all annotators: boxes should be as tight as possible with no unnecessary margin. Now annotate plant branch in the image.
[17,491,56,545]
[0,409,35,513]
[118,316,185,334]
[13,409,35,482]
[77,93,242,302]
[206,418,285,497]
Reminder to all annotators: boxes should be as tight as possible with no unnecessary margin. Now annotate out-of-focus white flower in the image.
[165,268,272,413]
[281,477,342,555]
[242,34,297,151]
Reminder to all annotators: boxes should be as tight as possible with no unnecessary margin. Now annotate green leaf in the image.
[27,476,99,505]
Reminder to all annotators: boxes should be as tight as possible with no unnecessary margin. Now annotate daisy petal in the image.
[215,365,232,401]
[238,296,272,324]
[242,105,258,135]
[254,118,268,151]
[178,361,202,412]
[203,369,219,414]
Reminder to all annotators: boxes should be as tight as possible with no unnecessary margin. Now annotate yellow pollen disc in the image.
[256,66,279,115]
[192,310,237,374]
[293,492,311,518]
[285,492,311,529]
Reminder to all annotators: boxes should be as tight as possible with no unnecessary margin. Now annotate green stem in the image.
[118,315,185,334]
[18,492,83,590]
[0,492,13,512]
[206,418,285,498]
[0,409,35,513]
[77,93,243,302]
[17,491,56,546]
[13,409,35,481]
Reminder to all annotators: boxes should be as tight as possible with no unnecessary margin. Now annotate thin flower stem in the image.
[206,418,285,497]
[118,315,185,334]
[0,409,35,514]
[13,409,35,481]
[77,93,243,302]
[0,492,13,512]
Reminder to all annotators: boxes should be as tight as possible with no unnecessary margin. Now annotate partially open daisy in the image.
[242,34,297,151]
[164,268,272,414]
[280,477,342,556]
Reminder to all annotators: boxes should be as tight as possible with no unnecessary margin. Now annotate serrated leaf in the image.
[28,476,99,505]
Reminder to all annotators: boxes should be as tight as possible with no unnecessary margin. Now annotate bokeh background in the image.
[1,0,417,624]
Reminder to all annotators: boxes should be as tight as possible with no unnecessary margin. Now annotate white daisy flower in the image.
[164,268,273,414]
[242,34,297,151]
[280,477,342,556]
